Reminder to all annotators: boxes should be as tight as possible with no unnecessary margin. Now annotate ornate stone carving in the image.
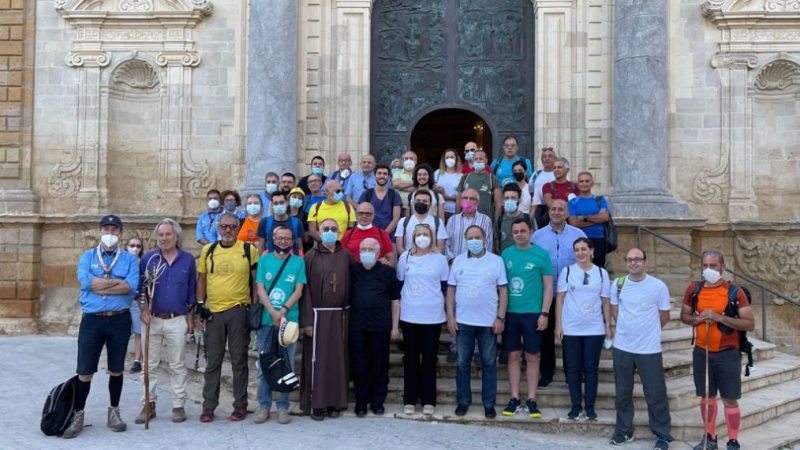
[692,168,729,204]
[101,29,165,41]
[710,53,759,70]
[119,0,154,12]
[190,0,213,16]
[156,51,201,67]
[182,150,212,197]
[47,148,83,197]
[701,0,725,17]
[736,236,800,300]
[112,59,160,89]
[65,51,111,68]
[766,0,800,12]
[754,60,800,91]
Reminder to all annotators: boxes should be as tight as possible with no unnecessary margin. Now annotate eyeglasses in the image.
[462,197,479,201]
[356,212,373,216]
[583,272,590,285]
[273,236,292,242]
[321,227,338,233]
[625,257,645,263]
[218,224,237,230]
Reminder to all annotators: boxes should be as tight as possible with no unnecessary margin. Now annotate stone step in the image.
[736,408,800,450]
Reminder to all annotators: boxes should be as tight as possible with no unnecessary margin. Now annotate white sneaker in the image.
[403,404,415,415]
[422,404,435,416]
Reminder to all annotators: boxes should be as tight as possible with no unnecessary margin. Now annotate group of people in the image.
[62,139,755,450]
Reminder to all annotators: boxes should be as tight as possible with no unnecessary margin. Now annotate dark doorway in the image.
[410,109,493,167]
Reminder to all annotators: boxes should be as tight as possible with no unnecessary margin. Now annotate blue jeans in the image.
[456,323,497,408]
[256,325,296,410]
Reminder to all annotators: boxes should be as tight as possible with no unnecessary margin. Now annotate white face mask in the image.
[702,267,722,284]
[101,234,119,249]
[208,199,220,210]
[356,223,373,230]
[403,159,415,171]
[414,235,431,249]
[340,169,351,179]
[265,183,278,194]
[445,157,456,168]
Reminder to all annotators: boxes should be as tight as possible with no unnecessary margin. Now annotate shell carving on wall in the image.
[112,60,160,90]
[754,60,800,91]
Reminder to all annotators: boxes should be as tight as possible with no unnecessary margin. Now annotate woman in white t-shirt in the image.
[405,164,446,221]
[433,148,463,220]
[555,237,611,422]
[396,223,449,418]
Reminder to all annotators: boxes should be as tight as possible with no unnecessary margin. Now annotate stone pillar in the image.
[611,0,687,218]
[244,0,298,191]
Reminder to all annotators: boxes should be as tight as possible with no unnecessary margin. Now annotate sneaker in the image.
[134,402,156,424]
[107,406,127,432]
[537,378,552,390]
[567,406,581,421]
[253,407,270,424]
[654,437,670,450]
[725,439,740,450]
[455,404,469,416]
[129,360,142,374]
[526,398,542,419]
[328,407,340,418]
[609,432,634,446]
[484,406,496,419]
[277,409,291,424]
[200,408,214,423]
[585,407,597,422]
[61,410,84,439]
[229,406,247,422]
[422,404,435,416]
[692,434,718,450]
[355,404,367,418]
[446,349,457,363]
[171,407,186,423]
[502,397,521,416]
[404,404,415,415]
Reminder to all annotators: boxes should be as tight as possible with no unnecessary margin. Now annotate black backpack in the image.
[258,332,300,393]
[595,195,618,253]
[690,282,754,376]
[41,375,78,436]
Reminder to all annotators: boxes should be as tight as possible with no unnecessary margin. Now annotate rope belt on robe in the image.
[311,305,351,392]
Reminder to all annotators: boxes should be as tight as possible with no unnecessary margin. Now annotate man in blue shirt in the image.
[346,154,376,206]
[63,215,139,439]
[567,171,611,268]
[135,218,197,425]
[531,199,586,390]
[196,189,223,245]
[490,135,533,185]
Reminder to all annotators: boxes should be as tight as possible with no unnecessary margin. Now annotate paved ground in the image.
[0,335,708,450]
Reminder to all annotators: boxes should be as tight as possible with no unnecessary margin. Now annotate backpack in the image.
[690,282,754,376]
[41,375,78,436]
[205,241,257,296]
[364,187,397,207]
[263,216,302,254]
[492,156,533,179]
[566,265,606,289]
[595,195,618,253]
[311,201,352,226]
[401,215,441,246]
[535,181,578,228]
[258,332,300,393]
[342,226,391,252]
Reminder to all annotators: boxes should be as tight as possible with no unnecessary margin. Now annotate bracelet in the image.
[541,312,549,317]
[496,316,505,322]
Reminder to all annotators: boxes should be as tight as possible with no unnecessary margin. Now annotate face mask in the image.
[461,199,477,214]
[246,203,261,215]
[413,202,429,215]
[126,247,139,256]
[273,204,287,215]
[101,234,119,249]
[356,223,373,230]
[504,199,518,213]
[414,235,431,249]
[340,169,351,179]
[321,230,338,245]
[224,200,236,211]
[445,157,456,168]
[311,166,324,176]
[513,172,525,182]
[208,199,220,210]
[289,197,304,209]
[472,162,485,172]
[360,251,377,268]
[391,168,403,177]
[332,192,344,203]
[702,267,722,284]
[265,183,278,194]
[403,159,415,171]
[274,244,292,255]
[467,239,484,254]
[465,151,475,161]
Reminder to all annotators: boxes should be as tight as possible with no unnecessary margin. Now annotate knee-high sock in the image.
[109,374,123,407]
[724,405,741,441]
[75,379,91,412]
[700,397,718,438]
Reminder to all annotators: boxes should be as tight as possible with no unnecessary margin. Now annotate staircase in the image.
[134,298,800,449]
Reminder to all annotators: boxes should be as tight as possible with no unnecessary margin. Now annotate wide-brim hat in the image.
[278,317,299,347]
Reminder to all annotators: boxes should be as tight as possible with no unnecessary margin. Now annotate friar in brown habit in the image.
[300,218,353,420]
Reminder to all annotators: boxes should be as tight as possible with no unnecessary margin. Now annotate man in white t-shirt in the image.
[446,225,508,419]
[609,248,673,449]
[394,189,448,254]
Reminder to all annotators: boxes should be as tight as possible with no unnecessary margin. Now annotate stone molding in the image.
[49,0,213,214]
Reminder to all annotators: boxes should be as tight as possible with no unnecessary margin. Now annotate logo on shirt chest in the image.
[525,262,535,270]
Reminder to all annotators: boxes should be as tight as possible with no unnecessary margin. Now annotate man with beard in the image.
[359,164,401,234]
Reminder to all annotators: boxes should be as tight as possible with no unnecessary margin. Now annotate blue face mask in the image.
[332,192,344,203]
[504,199,518,213]
[391,168,403,177]
[246,204,261,215]
[467,239,484,254]
[360,251,377,267]
[465,151,475,161]
[321,230,338,245]
[273,204,287,215]
[289,197,304,209]
[311,167,324,176]
[472,162,485,172]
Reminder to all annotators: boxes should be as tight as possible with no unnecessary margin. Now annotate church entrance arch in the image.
[370,0,535,165]
[409,108,494,167]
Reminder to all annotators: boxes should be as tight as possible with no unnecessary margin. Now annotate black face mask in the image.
[414,202,430,214]
[513,172,525,182]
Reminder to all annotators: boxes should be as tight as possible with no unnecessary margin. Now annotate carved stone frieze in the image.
[710,53,759,70]
[692,167,729,205]
[101,29,165,42]
[736,236,800,300]
[119,0,154,12]
[48,148,83,197]
[765,0,800,12]
[112,59,160,89]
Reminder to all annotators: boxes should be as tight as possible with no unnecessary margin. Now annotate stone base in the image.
[609,193,689,218]
[0,318,38,334]
[0,189,39,215]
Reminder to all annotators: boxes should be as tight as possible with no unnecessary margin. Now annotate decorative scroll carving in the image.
[48,148,83,197]
[112,60,160,89]
[765,0,800,12]
[156,51,201,67]
[736,236,800,300]
[65,51,111,68]
[710,53,759,70]
[755,60,800,91]
[119,0,154,12]
[101,29,164,41]
[183,150,212,197]
[692,168,728,204]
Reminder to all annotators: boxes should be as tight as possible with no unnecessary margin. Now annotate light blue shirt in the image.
[329,170,354,194]
[77,247,139,313]
[196,208,223,243]
[346,171,376,204]
[490,155,533,185]
[257,191,273,219]
[531,224,587,292]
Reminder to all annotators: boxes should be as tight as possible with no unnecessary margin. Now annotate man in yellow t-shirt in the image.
[307,179,356,242]
[196,212,259,423]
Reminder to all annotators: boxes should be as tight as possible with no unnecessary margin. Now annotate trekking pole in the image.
[142,255,167,430]
[703,322,710,450]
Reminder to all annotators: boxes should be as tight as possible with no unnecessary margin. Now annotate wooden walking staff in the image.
[142,255,167,430]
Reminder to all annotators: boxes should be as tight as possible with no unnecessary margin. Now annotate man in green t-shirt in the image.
[499,217,553,419]
[253,226,307,425]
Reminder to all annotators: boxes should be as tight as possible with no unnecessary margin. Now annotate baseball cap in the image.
[289,187,305,198]
[99,214,123,230]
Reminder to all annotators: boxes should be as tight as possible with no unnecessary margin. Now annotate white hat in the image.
[278,317,299,347]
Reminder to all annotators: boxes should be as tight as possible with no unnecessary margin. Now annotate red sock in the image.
[725,405,741,440]
[700,397,718,438]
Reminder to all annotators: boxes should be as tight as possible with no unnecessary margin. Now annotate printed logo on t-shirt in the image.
[466,286,479,298]
[480,185,488,192]
[270,288,286,306]
[217,261,234,276]
[510,277,525,296]
[410,283,424,297]
[506,261,513,269]
[525,262,535,270]
[286,274,295,283]
[581,302,594,316]
[265,272,273,281]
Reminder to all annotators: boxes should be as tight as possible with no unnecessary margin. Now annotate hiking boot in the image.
[200,408,214,423]
[129,360,142,374]
[277,409,291,424]
[107,406,127,432]
[61,410,84,439]
[253,407,270,424]
[654,437,670,450]
[725,440,740,450]
[692,434,718,450]
[171,407,186,423]
[526,398,542,419]
[502,397,521,416]
[134,402,156,424]
[229,406,247,421]
[609,431,634,446]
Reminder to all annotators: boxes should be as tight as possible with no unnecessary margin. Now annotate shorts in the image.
[76,311,132,375]
[129,302,141,334]
[502,313,541,355]
[693,347,742,400]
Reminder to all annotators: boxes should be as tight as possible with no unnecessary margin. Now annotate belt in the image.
[92,310,129,317]
[153,313,185,319]
[311,306,350,391]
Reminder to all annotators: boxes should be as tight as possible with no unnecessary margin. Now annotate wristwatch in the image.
[496,316,505,322]
[541,312,550,318]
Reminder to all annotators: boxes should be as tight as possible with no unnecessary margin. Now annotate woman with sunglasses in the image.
[554,237,611,421]
[396,223,449,418]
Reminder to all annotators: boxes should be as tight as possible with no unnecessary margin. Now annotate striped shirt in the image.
[445,212,494,260]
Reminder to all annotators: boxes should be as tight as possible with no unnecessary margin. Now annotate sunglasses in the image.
[127,244,142,248]
[218,224,237,230]
[583,272,590,285]
[321,227,338,233]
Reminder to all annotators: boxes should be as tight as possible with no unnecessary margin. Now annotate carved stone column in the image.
[245,0,297,191]
[611,0,688,218]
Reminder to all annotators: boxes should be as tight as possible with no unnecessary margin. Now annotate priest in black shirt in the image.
[349,237,400,417]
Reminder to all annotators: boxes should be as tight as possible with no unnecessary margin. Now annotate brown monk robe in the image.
[300,241,353,417]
